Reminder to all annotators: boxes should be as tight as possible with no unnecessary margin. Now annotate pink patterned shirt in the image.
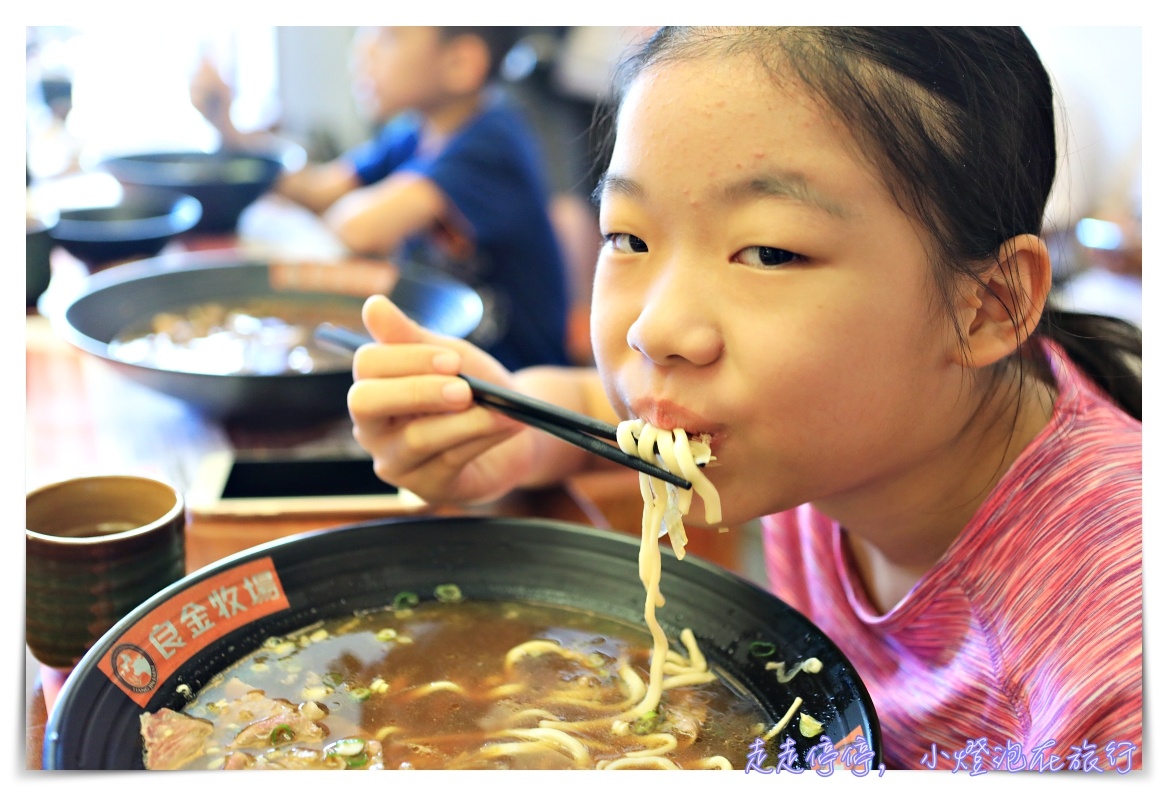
[762,341,1142,771]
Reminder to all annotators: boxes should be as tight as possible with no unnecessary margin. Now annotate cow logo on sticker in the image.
[110,644,158,694]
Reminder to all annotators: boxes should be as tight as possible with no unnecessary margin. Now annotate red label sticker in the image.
[97,557,290,707]
[833,725,875,773]
[835,725,864,750]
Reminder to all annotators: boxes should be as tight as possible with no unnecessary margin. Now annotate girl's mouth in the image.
[628,398,724,455]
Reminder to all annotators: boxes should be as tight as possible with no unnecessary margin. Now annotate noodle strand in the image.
[615,419,724,724]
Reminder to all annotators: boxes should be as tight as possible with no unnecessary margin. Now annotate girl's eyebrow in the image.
[591,173,644,205]
[593,172,850,219]
[723,174,851,220]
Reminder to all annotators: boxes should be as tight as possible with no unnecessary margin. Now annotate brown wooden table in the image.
[24,239,756,769]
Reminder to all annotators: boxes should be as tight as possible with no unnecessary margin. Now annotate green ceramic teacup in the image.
[26,475,186,670]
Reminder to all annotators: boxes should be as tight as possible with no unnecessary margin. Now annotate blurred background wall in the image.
[26,25,1143,326]
[26,25,1140,208]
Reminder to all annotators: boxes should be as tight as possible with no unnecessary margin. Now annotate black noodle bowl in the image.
[44,517,881,770]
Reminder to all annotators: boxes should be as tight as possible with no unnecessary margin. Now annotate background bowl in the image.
[99,149,287,234]
[44,516,882,770]
[27,207,58,306]
[52,250,484,424]
[47,186,202,270]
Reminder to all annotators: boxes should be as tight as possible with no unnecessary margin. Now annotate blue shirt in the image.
[346,97,570,370]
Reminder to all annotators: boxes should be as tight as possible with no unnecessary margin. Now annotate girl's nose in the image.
[626,266,723,367]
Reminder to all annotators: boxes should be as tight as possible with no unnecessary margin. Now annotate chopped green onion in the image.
[322,672,344,688]
[350,687,372,702]
[393,591,420,610]
[327,737,366,756]
[749,641,777,658]
[434,583,463,603]
[630,710,659,736]
[269,724,294,744]
[344,753,368,768]
[375,627,398,642]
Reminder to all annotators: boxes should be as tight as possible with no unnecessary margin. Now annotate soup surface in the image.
[108,297,363,375]
[139,598,769,770]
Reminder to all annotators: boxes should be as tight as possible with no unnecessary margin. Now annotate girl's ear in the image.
[951,233,1052,368]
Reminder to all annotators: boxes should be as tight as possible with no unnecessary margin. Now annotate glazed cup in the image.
[26,475,186,670]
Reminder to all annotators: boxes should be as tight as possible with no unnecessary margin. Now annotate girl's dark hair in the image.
[593,26,1140,420]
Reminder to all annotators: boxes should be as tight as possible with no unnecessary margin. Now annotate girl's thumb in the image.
[362,294,434,345]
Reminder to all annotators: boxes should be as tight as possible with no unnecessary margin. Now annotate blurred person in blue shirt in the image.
[193,27,570,370]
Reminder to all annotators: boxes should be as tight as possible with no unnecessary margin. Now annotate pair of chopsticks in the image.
[315,323,693,490]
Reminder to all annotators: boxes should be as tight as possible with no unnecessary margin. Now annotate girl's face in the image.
[592,55,976,527]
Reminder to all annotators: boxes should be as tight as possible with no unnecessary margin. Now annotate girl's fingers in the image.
[360,294,495,374]
[372,428,521,493]
[362,294,442,346]
[354,407,520,482]
[352,343,461,380]
[394,404,519,456]
[352,403,510,465]
[349,294,526,501]
[348,375,473,421]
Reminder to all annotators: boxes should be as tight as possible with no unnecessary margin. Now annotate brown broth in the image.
[172,599,768,770]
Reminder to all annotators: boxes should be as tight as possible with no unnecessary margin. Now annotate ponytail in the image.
[1038,308,1141,421]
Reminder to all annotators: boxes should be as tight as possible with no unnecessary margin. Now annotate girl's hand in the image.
[348,294,536,504]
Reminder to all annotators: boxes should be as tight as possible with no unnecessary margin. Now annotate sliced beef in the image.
[223,691,325,749]
[217,740,384,770]
[139,707,214,770]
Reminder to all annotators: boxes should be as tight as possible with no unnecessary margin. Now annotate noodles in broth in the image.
[138,421,768,770]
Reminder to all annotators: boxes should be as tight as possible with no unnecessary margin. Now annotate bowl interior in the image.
[51,252,483,421]
[26,475,183,543]
[60,255,481,354]
[44,516,881,770]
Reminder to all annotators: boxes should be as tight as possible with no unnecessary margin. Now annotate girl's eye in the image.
[603,233,649,254]
[736,246,800,268]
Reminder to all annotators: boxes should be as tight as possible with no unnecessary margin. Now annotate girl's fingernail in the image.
[441,380,470,404]
[433,352,460,373]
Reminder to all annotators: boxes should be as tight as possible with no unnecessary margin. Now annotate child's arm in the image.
[272,162,361,216]
[189,57,236,141]
[189,57,360,216]
[321,171,448,256]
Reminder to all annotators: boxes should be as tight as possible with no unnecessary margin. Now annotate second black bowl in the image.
[48,186,202,270]
[100,149,285,233]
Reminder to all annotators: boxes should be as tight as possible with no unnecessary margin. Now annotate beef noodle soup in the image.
[139,597,769,770]
[108,297,364,376]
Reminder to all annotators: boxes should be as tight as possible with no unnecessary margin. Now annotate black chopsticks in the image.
[459,376,693,489]
[315,324,694,490]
